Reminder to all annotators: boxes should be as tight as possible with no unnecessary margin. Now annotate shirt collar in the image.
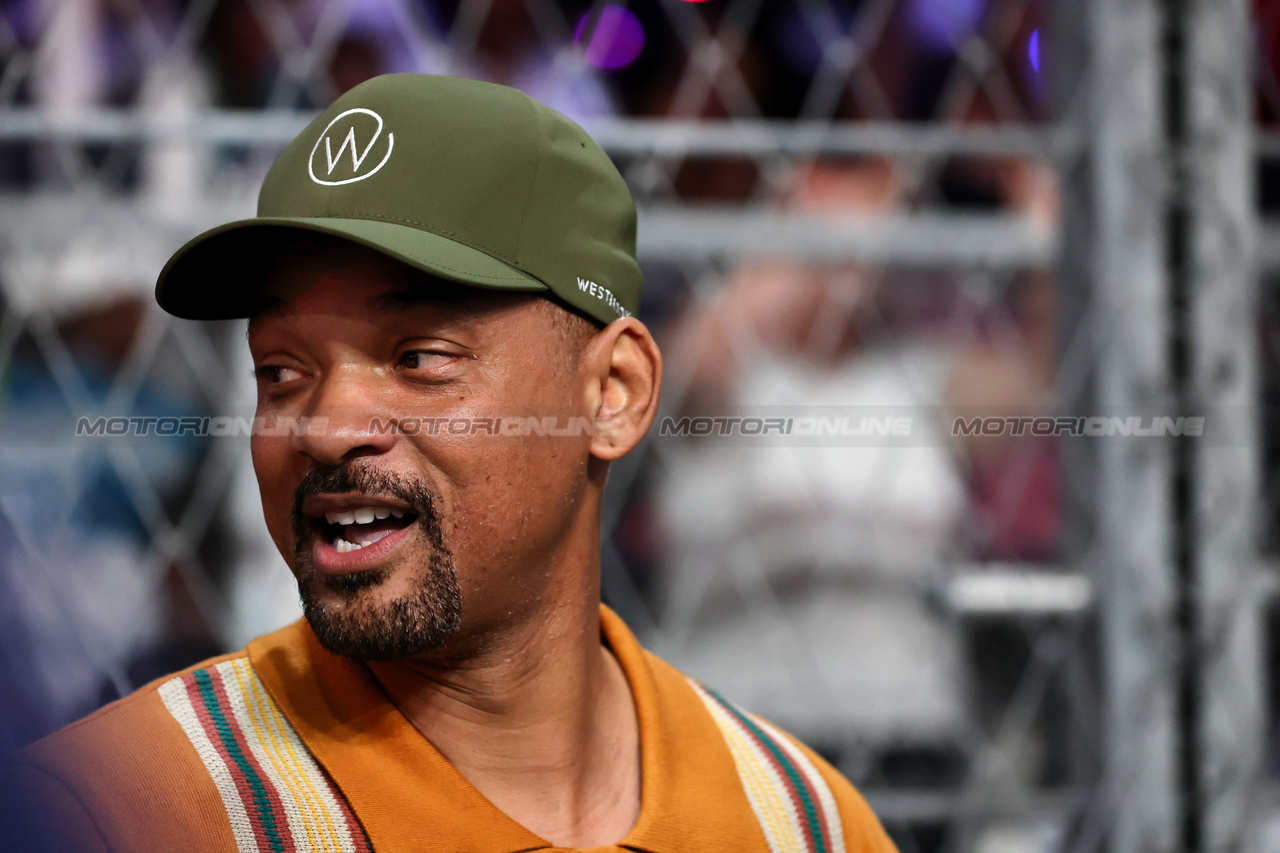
[249,607,759,853]
[601,606,761,853]
[249,621,544,853]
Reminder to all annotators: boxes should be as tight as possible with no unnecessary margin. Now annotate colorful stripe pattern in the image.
[689,679,845,853]
[158,658,373,853]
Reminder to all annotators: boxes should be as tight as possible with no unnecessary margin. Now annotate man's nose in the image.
[289,369,397,466]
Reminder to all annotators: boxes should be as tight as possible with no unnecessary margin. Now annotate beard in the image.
[290,464,462,660]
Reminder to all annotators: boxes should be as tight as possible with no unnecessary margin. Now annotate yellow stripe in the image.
[726,715,799,850]
[722,721,795,850]
[697,684,811,851]
[747,714,824,850]
[245,665,351,853]
[230,660,342,853]
[698,687,801,851]
[696,689,787,847]
[238,660,348,853]
[755,716,845,853]
[227,660,332,853]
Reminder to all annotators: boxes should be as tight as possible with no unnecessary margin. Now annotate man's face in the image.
[248,245,597,661]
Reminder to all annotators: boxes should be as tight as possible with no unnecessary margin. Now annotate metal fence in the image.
[0,0,1271,850]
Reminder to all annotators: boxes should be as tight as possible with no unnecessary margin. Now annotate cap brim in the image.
[156,216,549,320]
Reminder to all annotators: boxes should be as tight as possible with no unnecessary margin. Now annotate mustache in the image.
[290,463,441,546]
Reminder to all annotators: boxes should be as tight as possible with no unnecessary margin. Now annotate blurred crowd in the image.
[1,0,1046,123]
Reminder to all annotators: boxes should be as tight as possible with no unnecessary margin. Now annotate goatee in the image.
[290,464,462,660]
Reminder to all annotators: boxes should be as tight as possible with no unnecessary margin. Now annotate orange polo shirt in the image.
[16,607,896,853]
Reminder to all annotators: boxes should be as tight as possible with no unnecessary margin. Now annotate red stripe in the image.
[782,734,833,850]
[189,669,299,853]
[813,778,833,850]
[185,673,271,851]
[762,723,834,850]
[733,712,822,853]
[204,666,300,853]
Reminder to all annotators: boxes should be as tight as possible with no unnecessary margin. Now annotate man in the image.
[15,74,896,853]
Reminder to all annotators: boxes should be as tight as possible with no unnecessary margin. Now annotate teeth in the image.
[334,538,365,553]
[325,506,405,526]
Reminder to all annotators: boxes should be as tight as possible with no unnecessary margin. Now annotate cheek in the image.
[251,435,297,559]
[431,436,587,563]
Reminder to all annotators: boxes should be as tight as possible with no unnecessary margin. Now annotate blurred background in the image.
[0,0,1272,850]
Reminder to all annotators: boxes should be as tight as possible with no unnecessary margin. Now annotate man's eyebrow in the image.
[246,295,287,331]
[374,287,457,313]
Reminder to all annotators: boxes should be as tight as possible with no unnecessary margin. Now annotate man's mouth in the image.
[317,505,419,552]
[299,494,423,574]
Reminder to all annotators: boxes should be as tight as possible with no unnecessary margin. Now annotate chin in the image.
[294,551,463,662]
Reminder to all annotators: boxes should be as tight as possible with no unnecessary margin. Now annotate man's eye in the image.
[398,350,450,370]
[255,365,301,384]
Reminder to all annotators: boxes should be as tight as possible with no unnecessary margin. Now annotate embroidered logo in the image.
[576,276,631,319]
[307,108,395,187]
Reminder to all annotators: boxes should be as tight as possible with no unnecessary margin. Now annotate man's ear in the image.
[581,317,663,461]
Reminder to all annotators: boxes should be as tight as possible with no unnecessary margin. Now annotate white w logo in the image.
[308,108,395,186]
[325,126,378,175]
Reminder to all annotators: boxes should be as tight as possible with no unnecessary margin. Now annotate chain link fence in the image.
[0,0,1272,850]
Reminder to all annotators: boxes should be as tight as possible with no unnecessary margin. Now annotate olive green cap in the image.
[155,74,640,326]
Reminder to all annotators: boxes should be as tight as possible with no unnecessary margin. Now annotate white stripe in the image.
[754,716,846,853]
[218,660,359,853]
[243,662,361,853]
[697,694,785,851]
[736,714,808,851]
[232,660,360,853]
[689,680,808,852]
[216,661,322,853]
[159,674,261,853]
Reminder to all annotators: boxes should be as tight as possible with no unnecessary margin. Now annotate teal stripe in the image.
[708,688,827,853]
[194,669,287,853]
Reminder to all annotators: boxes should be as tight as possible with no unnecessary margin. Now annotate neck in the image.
[366,570,640,848]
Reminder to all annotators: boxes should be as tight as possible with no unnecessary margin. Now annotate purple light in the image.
[907,0,987,55]
[1029,29,1041,73]
[574,6,645,71]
